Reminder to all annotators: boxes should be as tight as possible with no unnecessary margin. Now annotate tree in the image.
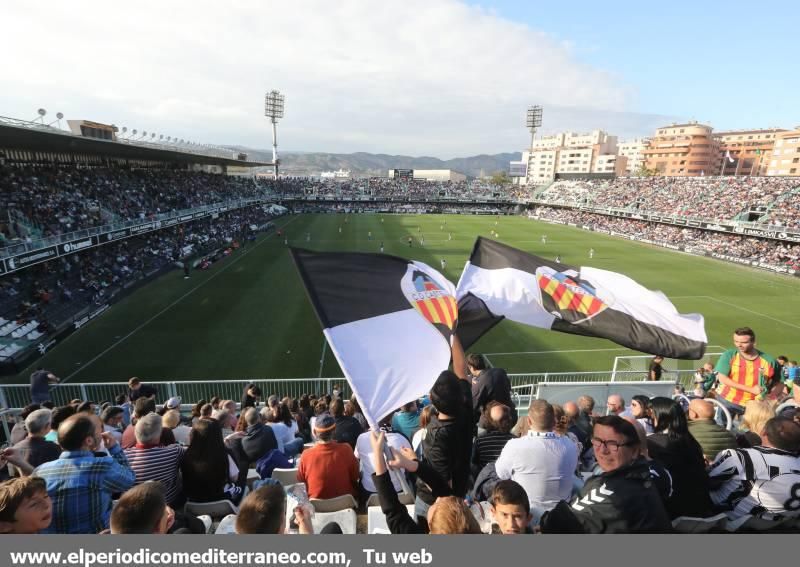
[635,164,659,177]
[490,170,512,185]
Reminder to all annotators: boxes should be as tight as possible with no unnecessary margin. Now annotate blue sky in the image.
[2,0,798,156]
[478,0,800,131]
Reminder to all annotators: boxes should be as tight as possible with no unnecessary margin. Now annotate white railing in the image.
[0,371,699,411]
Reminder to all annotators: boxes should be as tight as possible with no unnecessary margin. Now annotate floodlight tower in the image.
[526,105,543,151]
[264,90,285,179]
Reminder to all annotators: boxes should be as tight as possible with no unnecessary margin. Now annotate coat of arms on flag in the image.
[402,268,458,340]
[535,266,610,324]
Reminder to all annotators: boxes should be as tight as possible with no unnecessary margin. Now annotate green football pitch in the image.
[5,213,800,385]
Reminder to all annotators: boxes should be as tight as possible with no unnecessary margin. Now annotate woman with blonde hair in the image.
[737,399,775,447]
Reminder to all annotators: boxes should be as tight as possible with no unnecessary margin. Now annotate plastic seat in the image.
[271,467,299,486]
[365,490,414,508]
[184,499,239,519]
[672,513,728,533]
[310,494,358,512]
[367,504,415,534]
[310,509,357,534]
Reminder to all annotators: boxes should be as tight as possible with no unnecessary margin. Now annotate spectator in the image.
[11,409,61,472]
[472,402,515,477]
[190,400,207,426]
[264,404,303,458]
[646,397,713,518]
[709,416,800,521]
[29,369,58,405]
[163,410,192,446]
[686,399,737,461]
[369,430,480,534]
[468,354,517,425]
[411,405,435,455]
[330,398,362,449]
[164,396,182,413]
[43,405,75,443]
[0,476,52,534]
[391,401,421,442]
[648,356,664,381]
[121,398,176,449]
[0,448,33,482]
[181,419,243,505]
[562,401,589,450]
[110,483,174,534]
[115,393,132,428]
[354,415,412,497]
[128,377,157,403]
[574,395,595,439]
[123,414,186,506]
[490,480,534,535]
[297,413,359,500]
[715,327,778,419]
[34,413,135,533]
[233,484,312,535]
[737,400,776,447]
[540,415,671,533]
[240,383,262,409]
[606,394,630,418]
[229,407,278,470]
[415,369,473,528]
[100,406,125,444]
[347,395,369,432]
[630,395,654,434]
[10,404,40,445]
[494,399,578,521]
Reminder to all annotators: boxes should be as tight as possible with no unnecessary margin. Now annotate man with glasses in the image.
[540,415,671,533]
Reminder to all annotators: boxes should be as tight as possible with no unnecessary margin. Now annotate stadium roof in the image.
[0,117,271,168]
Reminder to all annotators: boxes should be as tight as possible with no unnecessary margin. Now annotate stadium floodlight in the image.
[265,89,285,178]
[34,108,47,123]
[526,105,543,150]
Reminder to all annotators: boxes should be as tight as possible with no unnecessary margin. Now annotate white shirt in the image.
[494,430,578,515]
[103,424,123,444]
[353,431,412,493]
[267,422,293,453]
[172,424,192,446]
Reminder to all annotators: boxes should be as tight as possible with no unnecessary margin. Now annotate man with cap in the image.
[297,413,359,500]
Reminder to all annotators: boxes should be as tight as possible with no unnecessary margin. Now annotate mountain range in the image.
[226,147,521,178]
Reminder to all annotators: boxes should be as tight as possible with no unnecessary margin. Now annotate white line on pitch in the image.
[697,295,800,331]
[59,216,299,384]
[485,347,632,356]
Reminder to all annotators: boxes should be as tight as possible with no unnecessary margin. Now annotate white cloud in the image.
[1,0,671,157]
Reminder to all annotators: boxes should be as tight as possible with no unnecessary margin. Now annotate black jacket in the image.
[230,423,278,471]
[416,379,473,505]
[540,458,672,534]
[472,368,517,423]
[647,433,713,518]
[333,416,363,449]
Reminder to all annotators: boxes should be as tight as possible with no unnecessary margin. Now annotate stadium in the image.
[1,106,799,537]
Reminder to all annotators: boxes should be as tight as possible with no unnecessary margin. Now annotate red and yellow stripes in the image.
[415,294,458,330]
[538,275,605,317]
[719,354,771,406]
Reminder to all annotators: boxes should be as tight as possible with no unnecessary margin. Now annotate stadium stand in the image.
[1,355,798,534]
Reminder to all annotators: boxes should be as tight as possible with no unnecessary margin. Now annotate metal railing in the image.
[0,371,699,410]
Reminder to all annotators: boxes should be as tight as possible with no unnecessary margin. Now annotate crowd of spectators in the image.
[2,334,798,535]
[0,206,276,358]
[532,206,800,272]
[0,165,264,243]
[537,177,800,226]
[260,177,525,201]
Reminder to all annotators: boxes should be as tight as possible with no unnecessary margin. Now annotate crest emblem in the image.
[536,266,610,324]
[401,266,457,341]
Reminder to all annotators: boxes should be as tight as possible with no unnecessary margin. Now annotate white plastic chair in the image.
[271,467,300,486]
